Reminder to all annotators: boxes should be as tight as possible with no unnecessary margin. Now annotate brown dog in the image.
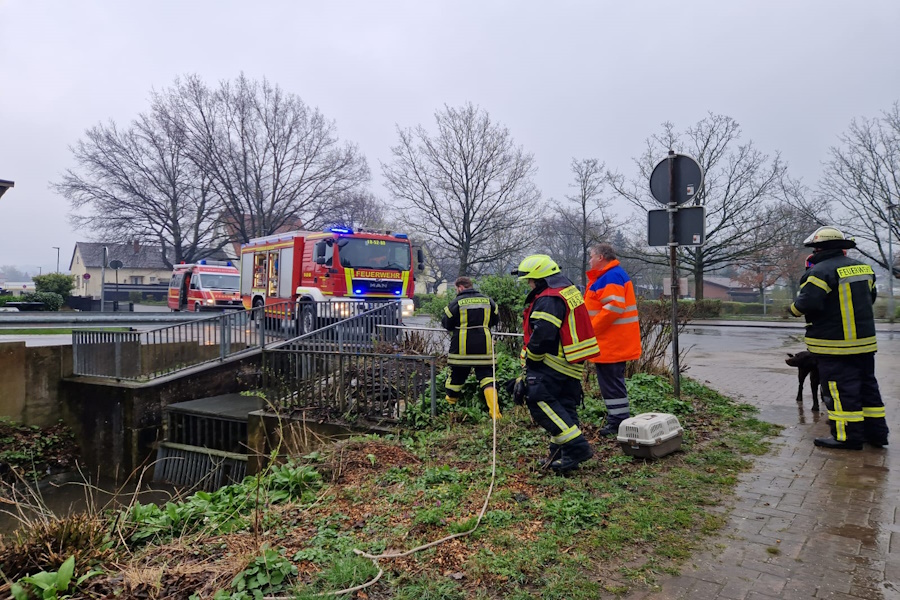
[785,351,820,411]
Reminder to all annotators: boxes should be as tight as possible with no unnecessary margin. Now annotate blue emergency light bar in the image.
[198,259,233,267]
[393,233,408,239]
[329,227,354,234]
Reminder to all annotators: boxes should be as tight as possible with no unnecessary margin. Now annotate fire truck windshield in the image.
[196,274,240,290]
[337,239,411,270]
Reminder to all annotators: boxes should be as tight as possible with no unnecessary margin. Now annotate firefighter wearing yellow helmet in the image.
[512,254,601,472]
[790,226,888,450]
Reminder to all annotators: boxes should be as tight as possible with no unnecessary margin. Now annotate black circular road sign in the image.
[649,152,704,206]
[109,259,124,270]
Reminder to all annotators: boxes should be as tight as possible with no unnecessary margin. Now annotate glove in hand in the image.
[512,376,527,405]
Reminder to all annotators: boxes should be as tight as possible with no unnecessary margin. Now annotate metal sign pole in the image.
[667,151,681,398]
[100,246,108,312]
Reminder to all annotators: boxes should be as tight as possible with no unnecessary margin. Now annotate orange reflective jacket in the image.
[585,260,641,363]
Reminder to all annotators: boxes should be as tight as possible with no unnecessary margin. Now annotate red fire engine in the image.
[168,261,242,312]
[239,227,423,321]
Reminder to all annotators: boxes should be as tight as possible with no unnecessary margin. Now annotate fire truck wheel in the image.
[251,298,264,322]
[194,302,202,312]
[298,303,316,335]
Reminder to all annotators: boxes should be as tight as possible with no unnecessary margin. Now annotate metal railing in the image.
[262,303,437,423]
[71,299,403,380]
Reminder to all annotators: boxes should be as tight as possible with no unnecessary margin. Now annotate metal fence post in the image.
[219,314,227,360]
[257,307,265,348]
[430,359,436,417]
[114,337,122,379]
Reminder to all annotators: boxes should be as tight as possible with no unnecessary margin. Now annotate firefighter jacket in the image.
[441,288,499,366]
[585,260,642,363]
[522,274,601,379]
[790,249,878,355]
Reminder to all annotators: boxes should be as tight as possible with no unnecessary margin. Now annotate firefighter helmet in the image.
[512,254,561,279]
[803,226,856,249]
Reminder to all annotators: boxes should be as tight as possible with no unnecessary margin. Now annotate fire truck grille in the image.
[353,280,403,296]
[215,299,243,306]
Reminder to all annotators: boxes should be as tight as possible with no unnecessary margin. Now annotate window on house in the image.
[130,276,144,284]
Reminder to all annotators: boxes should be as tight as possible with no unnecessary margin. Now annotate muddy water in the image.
[0,473,178,537]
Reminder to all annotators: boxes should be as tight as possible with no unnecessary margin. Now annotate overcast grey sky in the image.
[2,0,899,275]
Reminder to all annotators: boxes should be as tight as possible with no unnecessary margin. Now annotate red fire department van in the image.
[168,261,243,312]
[239,227,423,320]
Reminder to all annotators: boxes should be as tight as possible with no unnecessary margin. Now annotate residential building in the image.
[69,241,171,298]
[702,276,758,302]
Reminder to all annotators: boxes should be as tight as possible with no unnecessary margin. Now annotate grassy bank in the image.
[0,375,779,599]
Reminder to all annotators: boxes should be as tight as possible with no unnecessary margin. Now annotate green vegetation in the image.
[32,274,76,299]
[0,292,64,311]
[10,556,101,600]
[0,375,778,598]
[0,418,79,484]
[415,274,528,332]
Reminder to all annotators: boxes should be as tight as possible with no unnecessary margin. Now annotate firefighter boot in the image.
[483,387,502,420]
[535,443,560,469]
[814,437,863,450]
[550,437,594,474]
[814,419,862,450]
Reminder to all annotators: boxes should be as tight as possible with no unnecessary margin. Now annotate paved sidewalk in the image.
[624,327,900,600]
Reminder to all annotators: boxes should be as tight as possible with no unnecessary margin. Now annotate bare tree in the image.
[382,103,540,277]
[159,74,370,243]
[55,108,221,267]
[609,113,789,299]
[318,190,388,231]
[0,265,30,281]
[421,242,459,293]
[762,200,821,296]
[546,158,615,288]
[543,209,589,284]
[817,102,900,274]
[612,229,667,297]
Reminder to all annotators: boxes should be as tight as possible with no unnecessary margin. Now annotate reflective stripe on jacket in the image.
[441,288,499,366]
[523,278,600,379]
[790,249,878,356]
[585,260,641,363]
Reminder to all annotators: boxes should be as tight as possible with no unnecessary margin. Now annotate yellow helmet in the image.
[512,254,561,279]
[803,225,856,249]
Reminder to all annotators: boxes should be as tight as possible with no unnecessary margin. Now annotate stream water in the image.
[1,472,178,537]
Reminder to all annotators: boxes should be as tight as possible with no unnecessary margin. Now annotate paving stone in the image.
[623,326,900,599]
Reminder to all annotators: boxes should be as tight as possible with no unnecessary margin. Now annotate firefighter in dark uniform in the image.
[790,226,889,450]
[513,254,601,473]
[441,276,502,419]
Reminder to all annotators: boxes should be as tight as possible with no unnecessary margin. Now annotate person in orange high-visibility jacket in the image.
[584,243,642,436]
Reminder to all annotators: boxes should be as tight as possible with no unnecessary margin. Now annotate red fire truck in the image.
[239,227,423,324]
[168,261,242,312]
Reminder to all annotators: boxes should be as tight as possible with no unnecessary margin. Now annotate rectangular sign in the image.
[647,206,706,247]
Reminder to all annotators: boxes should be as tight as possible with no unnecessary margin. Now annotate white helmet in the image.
[803,226,856,249]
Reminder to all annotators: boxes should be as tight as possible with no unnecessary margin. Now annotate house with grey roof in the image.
[69,241,172,298]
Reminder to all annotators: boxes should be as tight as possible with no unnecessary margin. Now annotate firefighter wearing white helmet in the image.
[790,225,888,450]
[512,254,601,473]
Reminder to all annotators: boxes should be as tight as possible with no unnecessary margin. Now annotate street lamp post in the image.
[888,203,896,324]
[52,246,60,273]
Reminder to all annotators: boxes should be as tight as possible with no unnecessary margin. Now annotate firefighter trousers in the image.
[524,369,588,448]
[445,365,495,401]
[816,353,889,445]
